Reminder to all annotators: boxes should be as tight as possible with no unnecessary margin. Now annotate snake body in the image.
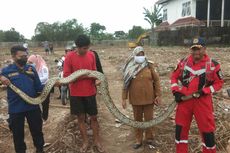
[8,70,176,129]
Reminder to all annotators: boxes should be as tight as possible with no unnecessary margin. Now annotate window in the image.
[163,9,168,21]
[182,1,191,17]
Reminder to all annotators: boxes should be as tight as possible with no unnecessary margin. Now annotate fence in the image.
[0,40,131,49]
[151,27,230,46]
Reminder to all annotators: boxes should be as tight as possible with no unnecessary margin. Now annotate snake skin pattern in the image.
[8,69,176,129]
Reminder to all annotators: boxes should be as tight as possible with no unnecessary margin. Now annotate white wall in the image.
[191,0,196,17]
[162,0,196,24]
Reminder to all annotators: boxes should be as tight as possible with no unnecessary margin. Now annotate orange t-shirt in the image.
[63,51,96,96]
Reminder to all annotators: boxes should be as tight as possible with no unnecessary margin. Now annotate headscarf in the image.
[28,55,47,72]
[122,46,148,89]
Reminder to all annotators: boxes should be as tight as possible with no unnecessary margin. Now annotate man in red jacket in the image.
[170,38,224,153]
[63,35,104,153]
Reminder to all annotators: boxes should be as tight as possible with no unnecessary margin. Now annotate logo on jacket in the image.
[26,66,35,75]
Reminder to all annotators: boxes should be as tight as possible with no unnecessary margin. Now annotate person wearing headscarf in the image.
[122,46,162,149]
[28,55,50,121]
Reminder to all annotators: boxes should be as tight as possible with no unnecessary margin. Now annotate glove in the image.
[198,89,205,96]
[193,89,205,98]
[173,92,185,103]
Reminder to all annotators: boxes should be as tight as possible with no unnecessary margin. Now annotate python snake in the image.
[8,69,176,129]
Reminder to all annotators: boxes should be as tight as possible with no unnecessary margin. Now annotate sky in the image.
[0,0,157,39]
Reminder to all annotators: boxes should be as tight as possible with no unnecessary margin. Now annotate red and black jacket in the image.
[171,54,224,96]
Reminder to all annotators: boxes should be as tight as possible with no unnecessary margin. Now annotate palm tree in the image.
[143,5,163,29]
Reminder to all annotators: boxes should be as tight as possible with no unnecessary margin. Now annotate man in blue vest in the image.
[0,45,45,153]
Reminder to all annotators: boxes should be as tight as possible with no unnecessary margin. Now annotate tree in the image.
[114,31,127,39]
[90,23,106,40]
[102,33,115,40]
[32,19,85,41]
[58,19,85,41]
[0,30,4,42]
[128,26,145,39]
[33,22,52,41]
[0,28,25,42]
[143,5,162,29]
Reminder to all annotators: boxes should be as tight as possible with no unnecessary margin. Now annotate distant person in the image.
[0,45,45,153]
[170,38,224,153]
[43,41,50,55]
[28,55,50,121]
[55,46,73,99]
[57,46,74,68]
[49,43,54,54]
[63,35,104,153]
[122,46,161,149]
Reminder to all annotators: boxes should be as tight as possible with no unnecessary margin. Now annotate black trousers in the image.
[8,109,44,153]
[41,93,50,121]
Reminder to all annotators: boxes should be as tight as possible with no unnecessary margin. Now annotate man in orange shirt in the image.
[63,35,104,153]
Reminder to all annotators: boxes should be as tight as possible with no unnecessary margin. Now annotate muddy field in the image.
[0,46,230,153]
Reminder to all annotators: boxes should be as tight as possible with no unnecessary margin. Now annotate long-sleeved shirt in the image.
[170,54,224,95]
[122,64,161,105]
[63,51,96,96]
[1,64,43,114]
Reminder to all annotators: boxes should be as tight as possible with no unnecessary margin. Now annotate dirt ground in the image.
[0,45,230,153]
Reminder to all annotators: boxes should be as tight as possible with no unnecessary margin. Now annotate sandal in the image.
[94,143,105,153]
[132,143,142,149]
[80,143,88,153]
[146,140,157,147]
